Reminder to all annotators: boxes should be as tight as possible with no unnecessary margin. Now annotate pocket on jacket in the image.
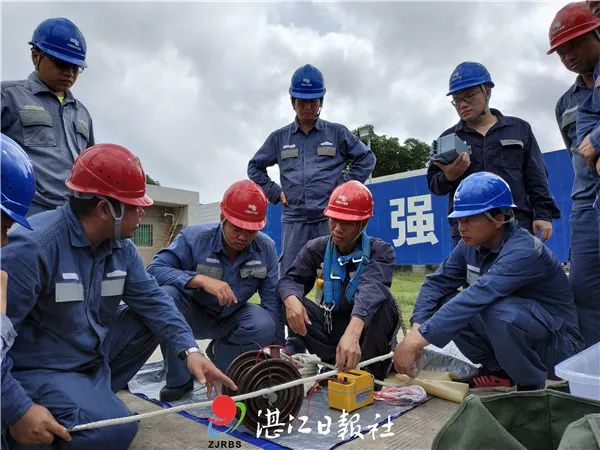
[196,264,223,280]
[19,109,56,147]
[499,139,524,169]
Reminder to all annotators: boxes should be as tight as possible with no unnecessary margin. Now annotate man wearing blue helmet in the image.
[0,135,67,448]
[0,134,36,355]
[248,64,376,275]
[394,172,583,390]
[427,62,559,246]
[2,18,94,215]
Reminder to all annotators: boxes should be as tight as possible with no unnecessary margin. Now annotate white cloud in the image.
[1,1,576,202]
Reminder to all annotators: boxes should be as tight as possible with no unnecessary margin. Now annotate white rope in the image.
[69,352,395,433]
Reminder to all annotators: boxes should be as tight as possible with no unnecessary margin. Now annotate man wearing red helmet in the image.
[278,181,399,381]
[148,180,282,402]
[548,1,600,348]
[2,18,94,215]
[1,144,236,449]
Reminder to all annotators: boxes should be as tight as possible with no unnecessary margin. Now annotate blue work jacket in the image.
[1,72,94,208]
[412,222,583,349]
[147,223,283,342]
[277,236,396,327]
[576,59,600,153]
[247,118,375,223]
[555,76,600,211]
[1,205,197,424]
[427,109,560,236]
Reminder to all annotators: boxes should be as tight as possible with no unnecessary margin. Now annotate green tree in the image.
[354,125,430,178]
[146,174,160,186]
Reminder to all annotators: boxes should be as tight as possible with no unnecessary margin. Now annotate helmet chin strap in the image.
[100,196,124,240]
[220,218,236,251]
[484,210,514,225]
[348,220,369,246]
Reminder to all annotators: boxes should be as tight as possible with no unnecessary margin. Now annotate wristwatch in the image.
[178,347,204,361]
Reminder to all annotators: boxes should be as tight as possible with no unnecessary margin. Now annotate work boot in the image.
[159,378,194,402]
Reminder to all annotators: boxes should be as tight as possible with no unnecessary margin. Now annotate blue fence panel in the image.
[262,149,574,265]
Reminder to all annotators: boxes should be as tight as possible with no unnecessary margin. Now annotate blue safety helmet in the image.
[289,64,326,99]
[1,134,36,230]
[447,62,494,96]
[448,172,516,219]
[29,18,87,68]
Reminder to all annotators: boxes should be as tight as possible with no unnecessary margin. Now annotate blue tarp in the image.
[263,149,574,265]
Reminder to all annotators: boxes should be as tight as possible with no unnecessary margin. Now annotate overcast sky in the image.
[1,1,576,203]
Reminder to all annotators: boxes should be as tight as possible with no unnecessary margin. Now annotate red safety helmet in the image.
[220,180,267,231]
[323,180,374,221]
[66,144,153,206]
[548,2,600,54]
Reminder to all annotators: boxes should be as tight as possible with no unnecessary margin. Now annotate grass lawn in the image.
[391,269,427,330]
[251,269,428,330]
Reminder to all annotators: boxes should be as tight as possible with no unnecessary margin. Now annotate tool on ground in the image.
[430,133,472,164]
[222,350,304,433]
[328,369,375,413]
[395,370,469,403]
[68,351,396,432]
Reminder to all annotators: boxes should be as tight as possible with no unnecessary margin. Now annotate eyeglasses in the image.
[44,53,85,74]
[451,91,478,107]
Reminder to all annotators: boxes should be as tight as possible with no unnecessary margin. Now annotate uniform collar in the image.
[569,75,590,94]
[292,117,323,133]
[211,222,256,262]
[27,72,75,103]
[457,108,504,132]
[476,220,518,255]
[63,204,122,251]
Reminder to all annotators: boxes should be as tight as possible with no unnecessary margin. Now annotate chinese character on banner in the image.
[256,408,285,439]
[337,410,364,440]
[390,194,438,246]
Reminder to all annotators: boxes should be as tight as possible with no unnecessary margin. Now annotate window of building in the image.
[133,224,153,247]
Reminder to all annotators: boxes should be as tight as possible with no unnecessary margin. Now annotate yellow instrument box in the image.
[328,369,374,412]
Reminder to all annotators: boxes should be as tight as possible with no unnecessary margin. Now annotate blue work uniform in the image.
[248,118,376,274]
[277,236,399,380]
[576,59,600,154]
[147,223,282,384]
[412,222,584,388]
[1,73,94,213]
[0,315,16,361]
[555,76,600,348]
[1,205,198,450]
[427,109,560,242]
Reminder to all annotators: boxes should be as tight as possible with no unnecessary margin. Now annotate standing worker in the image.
[248,64,376,275]
[427,62,559,246]
[579,0,600,177]
[2,17,94,215]
[548,1,600,348]
[148,180,283,402]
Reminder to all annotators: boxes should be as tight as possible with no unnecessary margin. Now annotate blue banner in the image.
[264,149,574,265]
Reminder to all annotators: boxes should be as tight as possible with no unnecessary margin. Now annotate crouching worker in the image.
[147,180,282,402]
[393,172,584,390]
[278,181,399,381]
[1,144,236,450]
